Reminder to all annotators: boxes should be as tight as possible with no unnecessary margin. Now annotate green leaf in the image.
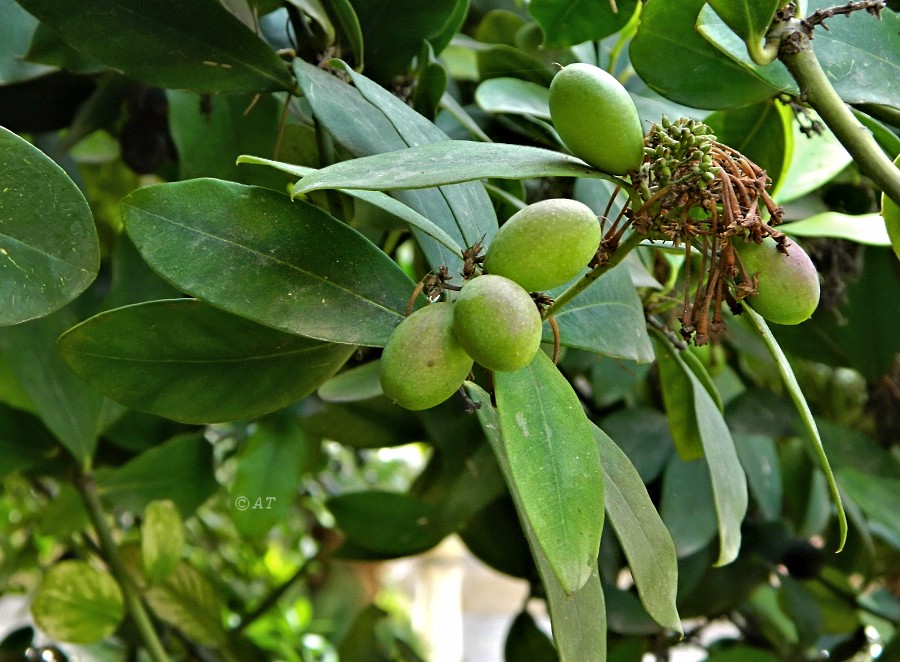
[475,77,551,119]
[594,424,681,633]
[59,299,354,424]
[0,126,99,325]
[468,382,606,662]
[144,560,225,646]
[660,454,718,557]
[0,404,57,476]
[734,433,782,522]
[95,433,217,516]
[30,561,124,645]
[782,212,890,246]
[600,407,673,483]
[22,22,107,74]
[294,58,497,272]
[121,179,416,347]
[653,337,704,460]
[0,0,53,83]
[493,351,604,594]
[630,0,779,110]
[881,156,900,258]
[546,263,655,363]
[741,303,847,551]
[707,0,781,65]
[530,0,639,47]
[836,469,900,544]
[168,91,283,186]
[14,0,292,93]
[704,99,794,198]
[238,155,464,255]
[0,310,103,464]
[329,491,441,556]
[777,116,852,204]
[349,0,462,83]
[653,332,748,566]
[505,610,558,662]
[317,361,382,402]
[231,415,319,538]
[293,140,611,197]
[142,500,185,586]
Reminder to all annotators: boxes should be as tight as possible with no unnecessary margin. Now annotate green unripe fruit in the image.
[737,237,820,325]
[380,303,474,410]
[453,275,543,372]
[548,63,644,175]
[484,199,600,292]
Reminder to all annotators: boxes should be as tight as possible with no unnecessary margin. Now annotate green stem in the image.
[779,26,900,206]
[77,473,170,662]
[544,231,643,317]
[232,556,314,635]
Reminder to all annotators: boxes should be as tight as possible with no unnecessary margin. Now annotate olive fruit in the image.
[484,199,600,292]
[453,275,543,372]
[379,302,474,410]
[548,63,644,175]
[737,237,820,325]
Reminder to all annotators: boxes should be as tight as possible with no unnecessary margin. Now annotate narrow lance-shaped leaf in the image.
[13,0,292,93]
[121,179,417,347]
[593,423,682,633]
[653,330,748,566]
[493,351,604,594]
[741,303,848,551]
[238,155,464,255]
[0,126,99,326]
[293,140,613,197]
[59,299,355,424]
[467,382,606,662]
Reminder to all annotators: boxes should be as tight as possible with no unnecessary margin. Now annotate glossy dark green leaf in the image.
[600,407,673,483]
[59,299,354,424]
[777,117,851,204]
[30,561,124,645]
[660,455,718,558]
[317,361,382,402]
[468,382,606,662]
[302,397,425,448]
[95,433,217,516]
[349,0,462,82]
[293,140,610,197]
[0,404,56,476]
[14,0,292,93]
[459,497,535,580]
[505,610,557,662]
[705,99,794,197]
[121,179,415,347]
[547,263,655,362]
[230,415,319,538]
[734,433,782,522]
[294,58,496,272]
[168,91,283,187]
[23,22,106,74]
[144,560,225,646]
[100,232,181,312]
[530,0,638,47]
[141,500,184,586]
[329,490,442,556]
[594,424,681,633]
[0,310,102,464]
[707,0,781,64]
[494,351,604,594]
[630,0,779,109]
[652,333,747,565]
[0,0,53,83]
[0,126,99,325]
[837,469,900,544]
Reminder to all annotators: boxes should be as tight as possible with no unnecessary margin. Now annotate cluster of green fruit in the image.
[380,199,601,410]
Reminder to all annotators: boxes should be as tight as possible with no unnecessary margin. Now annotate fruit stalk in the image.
[77,471,170,662]
[544,231,644,317]
[779,23,900,206]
